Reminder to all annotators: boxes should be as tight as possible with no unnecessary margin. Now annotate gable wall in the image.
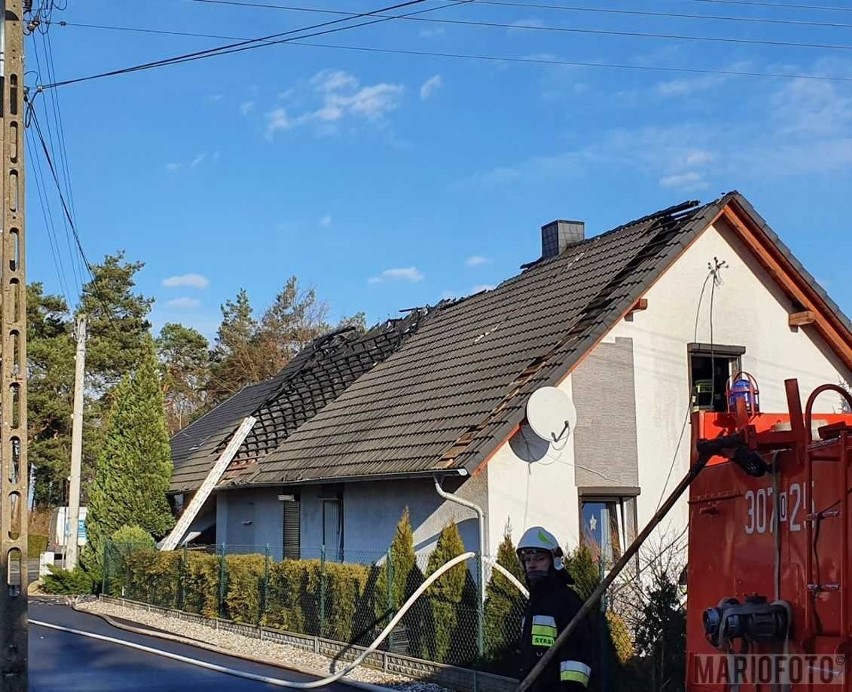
[485,218,851,558]
[602,218,851,549]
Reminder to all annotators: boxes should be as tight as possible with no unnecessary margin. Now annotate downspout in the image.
[434,472,486,664]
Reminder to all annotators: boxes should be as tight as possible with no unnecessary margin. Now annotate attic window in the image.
[688,343,746,412]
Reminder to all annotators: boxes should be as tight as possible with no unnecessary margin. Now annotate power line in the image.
[39,0,473,89]
[476,0,852,30]
[192,0,852,52]
[27,105,94,279]
[689,0,852,12]
[49,21,852,83]
[27,103,126,333]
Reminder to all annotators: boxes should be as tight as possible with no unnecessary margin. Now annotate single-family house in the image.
[168,191,852,570]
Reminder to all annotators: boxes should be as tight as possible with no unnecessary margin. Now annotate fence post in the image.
[599,554,609,692]
[179,544,187,610]
[101,541,109,595]
[319,544,327,638]
[386,547,394,652]
[477,551,485,660]
[218,543,227,619]
[262,544,270,626]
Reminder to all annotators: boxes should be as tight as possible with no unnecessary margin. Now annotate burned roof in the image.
[175,190,852,493]
[170,309,433,493]
[227,196,729,487]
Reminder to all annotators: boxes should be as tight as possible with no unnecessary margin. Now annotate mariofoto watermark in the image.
[692,654,846,686]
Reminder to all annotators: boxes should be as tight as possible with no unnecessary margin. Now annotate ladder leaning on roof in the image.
[159,416,257,551]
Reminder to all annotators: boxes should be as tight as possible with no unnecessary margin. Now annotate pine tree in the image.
[388,507,417,610]
[483,527,526,674]
[26,283,75,506]
[85,337,175,570]
[425,522,469,664]
[157,322,210,433]
[78,251,154,394]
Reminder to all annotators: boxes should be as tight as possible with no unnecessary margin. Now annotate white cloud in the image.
[206,94,224,102]
[465,255,490,267]
[657,73,730,97]
[320,215,332,227]
[165,297,201,310]
[368,267,424,284]
[419,27,444,38]
[420,75,443,100]
[472,284,495,293]
[266,69,404,138]
[659,171,710,191]
[162,273,210,289]
[167,152,218,171]
[508,18,546,33]
[770,78,852,138]
[240,100,255,115]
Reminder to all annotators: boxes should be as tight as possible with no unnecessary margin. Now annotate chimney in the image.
[541,220,585,259]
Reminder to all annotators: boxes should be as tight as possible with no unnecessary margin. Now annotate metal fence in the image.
[101,541,643,688]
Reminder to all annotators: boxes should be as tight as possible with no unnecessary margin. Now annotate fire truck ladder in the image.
[160,416,256,552]
[801,385,852,640]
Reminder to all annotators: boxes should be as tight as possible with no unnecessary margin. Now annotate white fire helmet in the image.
[517,526,565,572]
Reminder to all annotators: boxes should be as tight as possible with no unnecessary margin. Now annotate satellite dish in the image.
[525,386,578,443]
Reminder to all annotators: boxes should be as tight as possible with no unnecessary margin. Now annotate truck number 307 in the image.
[744,483,809,535]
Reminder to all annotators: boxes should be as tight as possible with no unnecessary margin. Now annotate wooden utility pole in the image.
[66,315,86,571]
[0,0,28,688]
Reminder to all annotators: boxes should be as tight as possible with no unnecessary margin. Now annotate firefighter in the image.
[516,526,595,691]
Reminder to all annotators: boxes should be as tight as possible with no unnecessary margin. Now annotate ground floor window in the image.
[579,490,638,567]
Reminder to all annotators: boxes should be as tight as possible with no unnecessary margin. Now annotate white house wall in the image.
[484,219,851,560]
[215,487,285,559]
[485,375,580,556]
[215,475,488,564]
[604,218,851,551]
[341,475,487,562]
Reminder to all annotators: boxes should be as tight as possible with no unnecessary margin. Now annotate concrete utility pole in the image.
[66,315,86,571]
[0,0,29,688]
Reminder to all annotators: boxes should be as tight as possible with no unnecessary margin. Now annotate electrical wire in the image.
[25,129,74,310]
[48,21,852,84]
[654,268,717,513]
[26,104,124,336]
[193,0,852,53]
[38,0,474,90]
[689,0,852,12]
[476,0,852,30]
[30,29,84,297]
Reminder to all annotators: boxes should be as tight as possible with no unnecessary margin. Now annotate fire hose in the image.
[32,551,528,689]
[32,435,748,690]
[517,432,757,692]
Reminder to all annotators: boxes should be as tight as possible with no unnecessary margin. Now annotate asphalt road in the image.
[28,600,358,691]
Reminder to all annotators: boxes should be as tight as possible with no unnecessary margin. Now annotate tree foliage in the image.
[425,522,472,665]
[206,276,360,405]
[483,526,525,674]
[77,251,154,393]
[156,322,210,433]
[27,283,75,507]
[84,338,175,569]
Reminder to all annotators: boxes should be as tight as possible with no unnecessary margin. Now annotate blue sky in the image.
[24,0,852,342]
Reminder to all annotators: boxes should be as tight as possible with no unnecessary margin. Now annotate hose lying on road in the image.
[32,550,485,689]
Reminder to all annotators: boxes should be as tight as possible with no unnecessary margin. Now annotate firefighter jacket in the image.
[517,573,595,692]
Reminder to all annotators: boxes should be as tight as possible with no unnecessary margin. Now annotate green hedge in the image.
[28,534,49,556]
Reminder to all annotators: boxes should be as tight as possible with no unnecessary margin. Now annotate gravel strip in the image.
[74,598,453,692]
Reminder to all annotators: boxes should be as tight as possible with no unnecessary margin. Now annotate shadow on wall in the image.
[508,423,550,463]
[413,518,476,555]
